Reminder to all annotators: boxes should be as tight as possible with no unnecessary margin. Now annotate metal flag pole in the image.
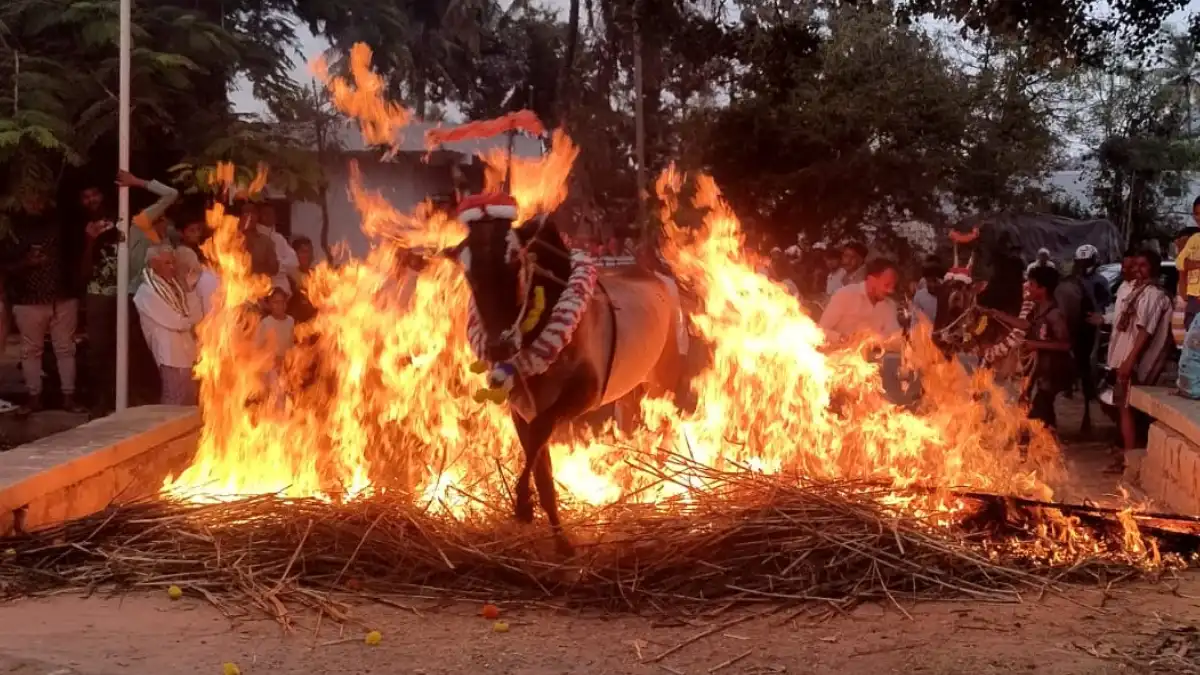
[115,0,132,410]
[502,128,515,193]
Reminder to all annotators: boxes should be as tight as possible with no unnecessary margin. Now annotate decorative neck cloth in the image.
[143,267,189,319]
[467,253,598,398]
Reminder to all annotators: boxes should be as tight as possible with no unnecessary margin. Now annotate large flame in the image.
[163,46,1063,520]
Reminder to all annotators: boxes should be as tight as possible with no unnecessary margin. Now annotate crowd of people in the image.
[758,226,1192,471]
[7,170,1200,477]
[0,171,317,417]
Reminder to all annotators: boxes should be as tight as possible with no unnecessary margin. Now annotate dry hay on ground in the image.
[0,467,1195,624]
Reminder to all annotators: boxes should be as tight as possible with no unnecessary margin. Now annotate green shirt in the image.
[85,179,178,296]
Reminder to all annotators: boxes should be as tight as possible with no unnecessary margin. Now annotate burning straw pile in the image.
[0,461,1191,620]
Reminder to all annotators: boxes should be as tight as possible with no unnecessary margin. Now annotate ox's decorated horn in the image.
[426,111,546,201]
[944,226,981,284]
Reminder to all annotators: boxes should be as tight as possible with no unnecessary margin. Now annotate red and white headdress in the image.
[457,193,519,225]
[944,227,980,284]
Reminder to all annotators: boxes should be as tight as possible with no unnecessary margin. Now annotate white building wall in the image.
[289,159,444,261]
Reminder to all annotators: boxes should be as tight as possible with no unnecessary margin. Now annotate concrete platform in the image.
[1130,387,1200,515]
[0,406,200,535]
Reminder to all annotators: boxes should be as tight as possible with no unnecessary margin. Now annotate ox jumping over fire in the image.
[443,193,685,554]
[414,113,687,553]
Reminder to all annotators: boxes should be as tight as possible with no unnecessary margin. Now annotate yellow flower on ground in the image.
[365,630,382,646]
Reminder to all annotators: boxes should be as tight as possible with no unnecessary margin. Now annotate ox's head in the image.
[932,227,988,348]
[444,194,529,362]
[442,193,574,363]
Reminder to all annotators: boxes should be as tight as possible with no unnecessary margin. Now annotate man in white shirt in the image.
[765,248,799,296]
[1025,247,1056,279]
[820,257,901,344]
[256,203,299,295]
[911,264,941,325]
[1107,251,1171,456]
[133,245,203,405]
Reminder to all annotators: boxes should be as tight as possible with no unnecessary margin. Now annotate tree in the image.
[295,0,494,117]
[945,33,1071,211]
[696,5,1056,243]
[0,0,317,214]
[1068,41,1200,244]
[900,0,1190,64]
[272,81,345,259]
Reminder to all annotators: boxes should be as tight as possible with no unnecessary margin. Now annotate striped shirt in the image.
[1107,282,1170,382]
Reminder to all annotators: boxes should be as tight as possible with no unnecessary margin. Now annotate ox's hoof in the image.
[554,534,575,558]
[513,501,534,524]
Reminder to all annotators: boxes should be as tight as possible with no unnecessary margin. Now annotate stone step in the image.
[0,406,200,535]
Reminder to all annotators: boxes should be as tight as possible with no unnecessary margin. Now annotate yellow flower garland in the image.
[974,314,989,336]
[520,286,546,334]
[467,287,545,403]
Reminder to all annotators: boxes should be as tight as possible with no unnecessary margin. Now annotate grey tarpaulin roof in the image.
[970,213,1123,265]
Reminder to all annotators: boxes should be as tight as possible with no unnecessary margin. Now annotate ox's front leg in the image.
[510,370,600,556]
[512,415,537,523]
[512,414,570,555]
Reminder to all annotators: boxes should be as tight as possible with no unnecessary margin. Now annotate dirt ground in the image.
[2,354,1196,673]
[0,396,1195,675]
[0,575,1196,675]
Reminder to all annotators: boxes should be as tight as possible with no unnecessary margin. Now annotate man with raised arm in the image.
[79,170,178,415]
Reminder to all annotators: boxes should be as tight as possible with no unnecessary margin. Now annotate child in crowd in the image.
[179,219,208,265]
[258,287,295,404]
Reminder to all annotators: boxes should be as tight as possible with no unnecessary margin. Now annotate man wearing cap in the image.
[1055,244,1107,433]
